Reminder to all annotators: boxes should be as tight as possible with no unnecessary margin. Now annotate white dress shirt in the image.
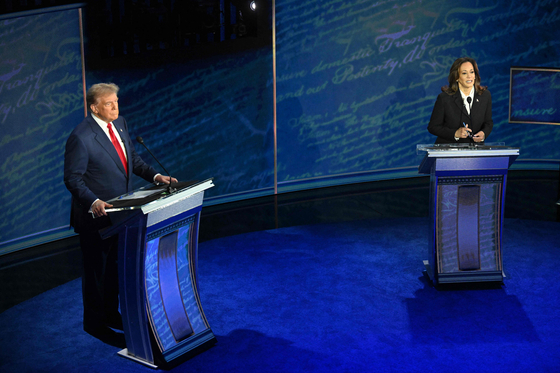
[91,113,128,161]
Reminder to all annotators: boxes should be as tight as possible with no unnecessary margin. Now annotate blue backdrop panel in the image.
[4,1,560,252]
[510,67,560,125]
[0,7,84,246]
[275,0,560,186]
[86,47,275,200]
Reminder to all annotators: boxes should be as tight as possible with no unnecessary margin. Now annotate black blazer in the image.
[427,89,493,144]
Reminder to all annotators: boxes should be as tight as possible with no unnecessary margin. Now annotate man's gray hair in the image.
[86,83,119,111]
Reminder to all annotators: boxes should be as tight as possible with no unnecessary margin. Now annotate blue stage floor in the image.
[1,217,559,373]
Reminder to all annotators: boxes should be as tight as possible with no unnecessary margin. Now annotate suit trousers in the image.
[79,229,120,329]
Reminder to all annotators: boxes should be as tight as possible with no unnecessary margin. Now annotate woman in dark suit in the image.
[427,57,493,144]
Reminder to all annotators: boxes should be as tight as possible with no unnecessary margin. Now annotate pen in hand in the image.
[462,122,473,138]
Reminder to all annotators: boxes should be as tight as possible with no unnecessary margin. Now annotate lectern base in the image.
[118,349,158,369]
[117,330,217,369]
[423,260,504,285]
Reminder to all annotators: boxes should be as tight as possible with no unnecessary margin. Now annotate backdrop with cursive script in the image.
[275,0,560,188]
[0,6,85,248]
[2,0,560,250]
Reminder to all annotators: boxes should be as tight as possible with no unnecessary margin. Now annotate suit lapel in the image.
[453,92,469,118]
[471,93,480,114]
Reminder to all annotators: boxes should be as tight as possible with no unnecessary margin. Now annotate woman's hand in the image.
[472,131,485,142]
[454,125,472,139]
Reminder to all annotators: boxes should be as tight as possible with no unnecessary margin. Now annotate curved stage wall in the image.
[0,5,86,252]
[274,0,560,188]
[1,0,560,253]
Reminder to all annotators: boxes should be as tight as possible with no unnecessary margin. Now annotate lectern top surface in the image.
[417,143,519,157]
[105,178,214,212]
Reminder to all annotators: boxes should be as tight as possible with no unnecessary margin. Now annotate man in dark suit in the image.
[427,57,493,144]
[64,83,176,346]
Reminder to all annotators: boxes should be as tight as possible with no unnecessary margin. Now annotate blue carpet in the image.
[1,218,559,373]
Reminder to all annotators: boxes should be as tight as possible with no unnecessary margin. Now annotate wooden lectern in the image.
[418,144,519,285]
[100,179,216,368]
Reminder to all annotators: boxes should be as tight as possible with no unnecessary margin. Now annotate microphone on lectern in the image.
[136,136,176,194]
[465,97,475,146]
[463,96,473,140]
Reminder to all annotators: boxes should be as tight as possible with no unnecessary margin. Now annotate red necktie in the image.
[107,123,128,175]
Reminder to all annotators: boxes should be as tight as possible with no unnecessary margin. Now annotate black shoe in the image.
[106,315,123,331]
[84,325,126,349]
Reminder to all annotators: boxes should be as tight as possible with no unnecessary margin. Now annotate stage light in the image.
[250,1,256,11]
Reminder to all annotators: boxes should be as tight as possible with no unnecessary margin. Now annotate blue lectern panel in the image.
[457,186,481,271]
[437,178,501,273]
[146,237,176,351]
[176,222,207,334]
[158,232,194,342]
[145,216,209,352]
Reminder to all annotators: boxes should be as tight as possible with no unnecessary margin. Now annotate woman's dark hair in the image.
[441,57,487,95]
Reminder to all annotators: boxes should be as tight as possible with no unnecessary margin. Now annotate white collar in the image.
[459,87,474,102]
[91,113,122,141]
[91,112,111,127]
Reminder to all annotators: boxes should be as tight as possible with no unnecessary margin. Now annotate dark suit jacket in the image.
[427,89,493,144]
[64,113,158,233]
